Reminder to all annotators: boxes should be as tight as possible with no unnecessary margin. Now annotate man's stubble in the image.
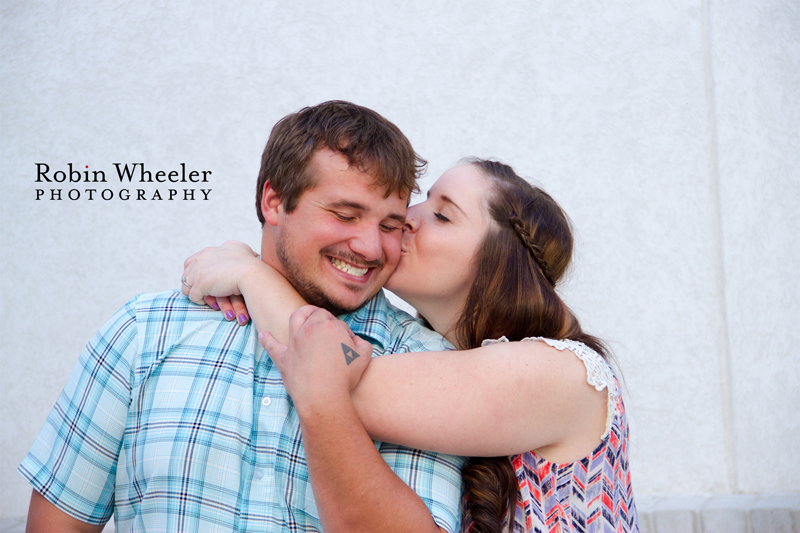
[275,231,369,317]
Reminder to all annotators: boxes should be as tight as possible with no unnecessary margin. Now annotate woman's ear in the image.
[260,181,283,226]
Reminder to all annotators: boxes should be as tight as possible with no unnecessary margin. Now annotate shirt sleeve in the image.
[378,314,465,533]
[377,444,465,533]
[18,298,139,525]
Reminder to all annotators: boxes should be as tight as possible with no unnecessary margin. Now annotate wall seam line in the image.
[702,0,737,493]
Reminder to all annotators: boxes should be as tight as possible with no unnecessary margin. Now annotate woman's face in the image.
[385,164,494,319]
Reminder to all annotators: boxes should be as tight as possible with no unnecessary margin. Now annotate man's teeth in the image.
[330,258,368,276]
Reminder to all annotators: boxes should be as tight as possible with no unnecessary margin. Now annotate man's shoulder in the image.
[345,291,453,354]
[109,290,256,363]
[117,290,241,340]
[126,289,195,312]
[124,290,224,320]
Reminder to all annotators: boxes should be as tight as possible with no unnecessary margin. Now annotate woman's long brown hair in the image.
[455,160,611,532]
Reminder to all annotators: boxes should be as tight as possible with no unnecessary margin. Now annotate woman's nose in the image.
[403,210,419,233]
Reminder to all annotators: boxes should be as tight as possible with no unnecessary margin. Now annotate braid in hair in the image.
[508,213,556,286]
[454,158,615,532]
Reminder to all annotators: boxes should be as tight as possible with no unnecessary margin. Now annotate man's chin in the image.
[300,285,377,317]
[277,248,381,315]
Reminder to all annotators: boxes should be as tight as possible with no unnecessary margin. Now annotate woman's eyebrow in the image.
[438,194,466,216]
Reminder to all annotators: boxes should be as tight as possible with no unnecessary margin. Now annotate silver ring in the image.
[181,276,192,289]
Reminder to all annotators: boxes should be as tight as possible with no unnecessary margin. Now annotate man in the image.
[20,101,464,532]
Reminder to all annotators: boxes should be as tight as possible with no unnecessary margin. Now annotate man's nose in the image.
[349,225,383,262]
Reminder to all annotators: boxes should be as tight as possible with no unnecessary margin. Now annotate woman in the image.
[181,159,638,532]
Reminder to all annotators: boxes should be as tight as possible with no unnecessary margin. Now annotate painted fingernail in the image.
[238,314,249,325]
[225,310,235,320]
[212,302,220,310]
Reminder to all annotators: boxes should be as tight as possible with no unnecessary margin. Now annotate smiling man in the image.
[20,101,464,532]
[263,148,407,315]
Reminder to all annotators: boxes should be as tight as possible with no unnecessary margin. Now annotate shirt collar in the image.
[338,290,393,352]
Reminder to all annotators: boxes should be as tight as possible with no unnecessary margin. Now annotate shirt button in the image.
[254,468,265,480]
[261,396,271,407]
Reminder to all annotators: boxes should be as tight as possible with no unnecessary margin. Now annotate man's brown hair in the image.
[256,101,425,223]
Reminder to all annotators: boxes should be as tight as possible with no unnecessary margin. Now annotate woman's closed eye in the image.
[434,212,451,223]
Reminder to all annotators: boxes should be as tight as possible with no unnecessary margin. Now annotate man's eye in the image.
[381,224,401,232]
[434,213,450,223]
[334,212,355,222]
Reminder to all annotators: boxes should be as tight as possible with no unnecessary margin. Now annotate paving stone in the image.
[750,508,794,533]
[636,493,800,533]
[637,511,656,533]
[651,509,699,533]
[700,495,757,533]
[749,494,800,533]
[701,508,747,533]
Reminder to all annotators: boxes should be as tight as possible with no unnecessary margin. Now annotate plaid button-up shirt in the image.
[20,290,464,532]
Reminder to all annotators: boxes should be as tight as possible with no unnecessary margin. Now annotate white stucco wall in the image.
[1,0,798,521]
[710,1,800,494]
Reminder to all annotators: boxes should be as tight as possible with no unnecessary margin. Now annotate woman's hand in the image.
[259,306,372,407]
[204,295,251,326]
[181,241,261,324]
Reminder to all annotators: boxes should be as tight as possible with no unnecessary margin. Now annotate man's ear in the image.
[260,181,283,226]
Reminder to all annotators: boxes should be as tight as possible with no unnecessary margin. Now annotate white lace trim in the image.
[481,336,619,439]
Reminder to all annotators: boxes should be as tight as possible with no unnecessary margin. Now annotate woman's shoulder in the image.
[482,335,621,439]
[482,336,614,389]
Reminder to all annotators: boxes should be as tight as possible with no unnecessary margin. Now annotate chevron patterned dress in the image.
[482,337,639,533]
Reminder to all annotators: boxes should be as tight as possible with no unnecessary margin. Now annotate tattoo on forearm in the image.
[341,343,360,365]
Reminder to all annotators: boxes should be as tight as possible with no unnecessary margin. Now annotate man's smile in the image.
[328,256,371,277]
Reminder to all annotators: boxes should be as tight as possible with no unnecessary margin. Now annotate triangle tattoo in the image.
[341,343,361,366]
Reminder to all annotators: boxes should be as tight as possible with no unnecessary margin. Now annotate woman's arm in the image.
[181,241,305,344]
[351,340,608,461]
[183,243,607,461]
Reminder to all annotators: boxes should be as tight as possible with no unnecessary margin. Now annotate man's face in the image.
[274,149,407,315]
